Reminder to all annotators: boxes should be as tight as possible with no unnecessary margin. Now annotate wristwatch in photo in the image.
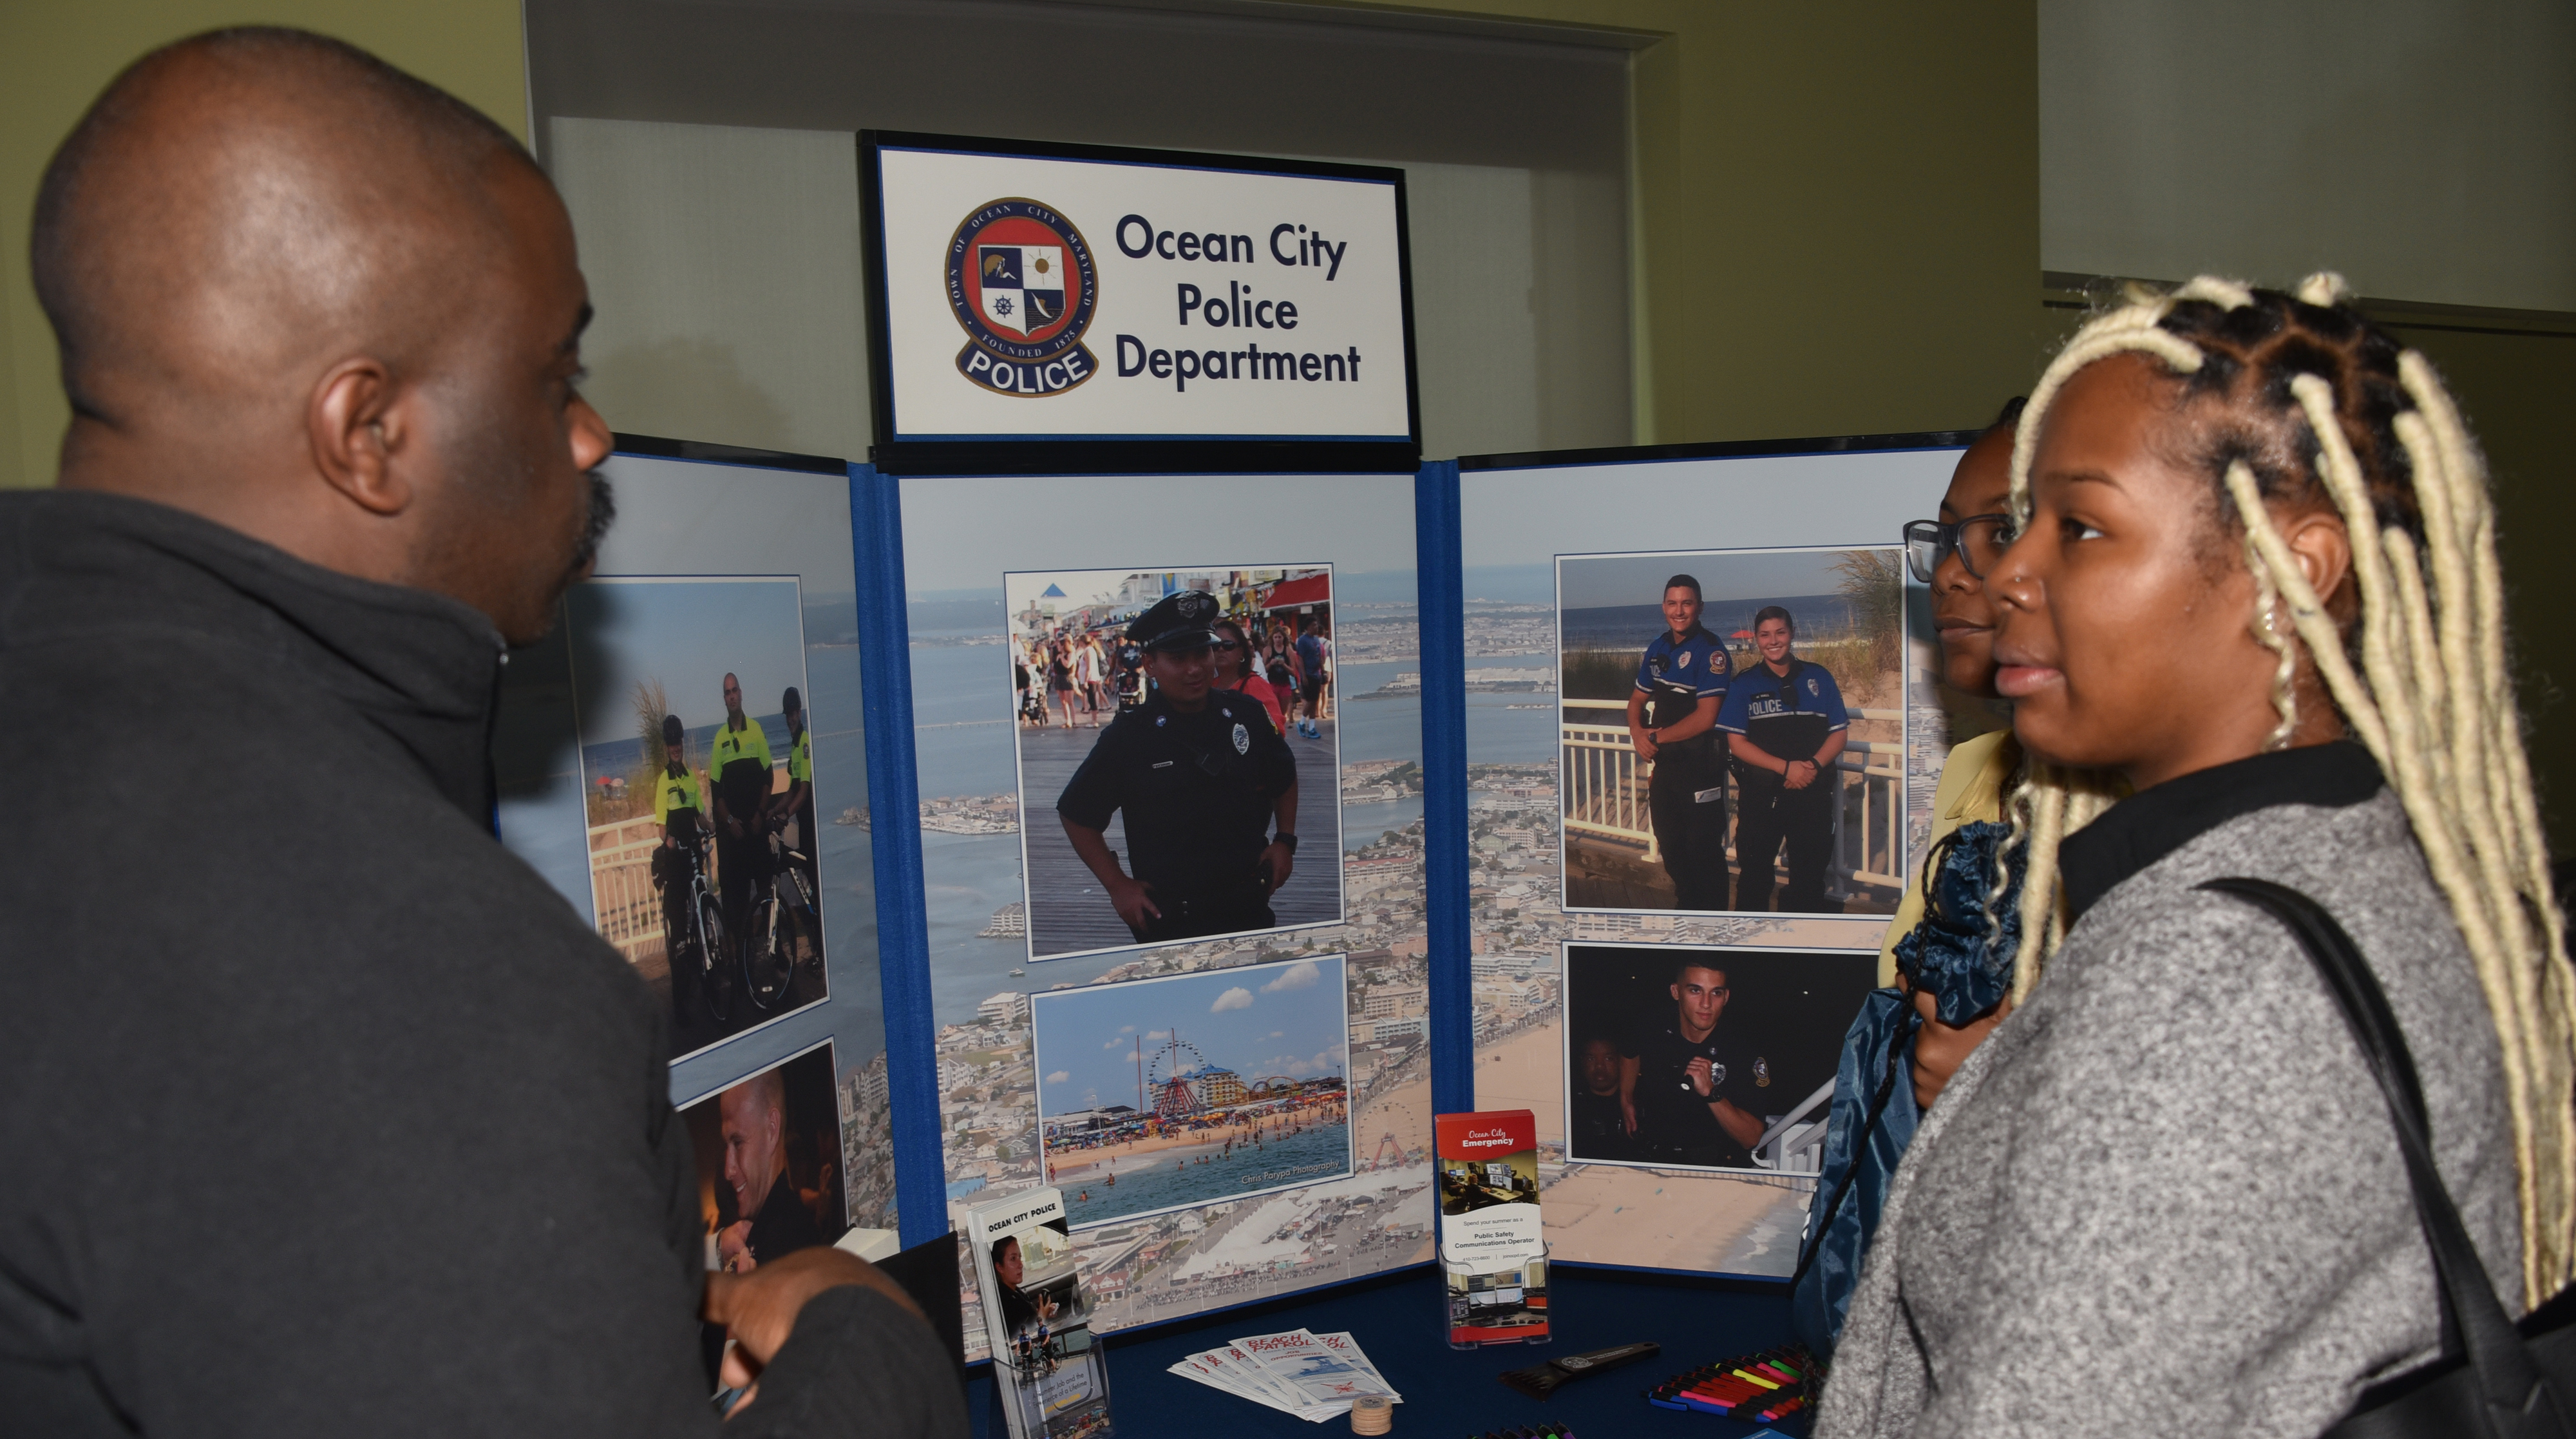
[1273,832,1299,854]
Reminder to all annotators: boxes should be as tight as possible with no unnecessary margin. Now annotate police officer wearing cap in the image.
[1627,575,1732,910]
[1718,605,1850,911]
[1057,590,1299,946]
[649,712,708,1020]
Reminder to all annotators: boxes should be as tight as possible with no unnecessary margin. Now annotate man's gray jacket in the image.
[0,490,961,1437]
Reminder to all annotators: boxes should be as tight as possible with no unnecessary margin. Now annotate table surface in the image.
[963,1263,1804,1439]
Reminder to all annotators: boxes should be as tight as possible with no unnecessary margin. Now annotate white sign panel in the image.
[867,138,1414,448]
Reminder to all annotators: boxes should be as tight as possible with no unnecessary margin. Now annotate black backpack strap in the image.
[2196,877,2545,1425]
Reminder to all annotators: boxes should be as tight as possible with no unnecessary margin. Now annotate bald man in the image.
[0,28,961,1438]
[715,1072,825,1275]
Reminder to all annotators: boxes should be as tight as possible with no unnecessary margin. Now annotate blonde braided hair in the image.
[1996,274,2576,1305]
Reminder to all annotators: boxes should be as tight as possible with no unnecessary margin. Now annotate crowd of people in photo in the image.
[1015,598,1334,740]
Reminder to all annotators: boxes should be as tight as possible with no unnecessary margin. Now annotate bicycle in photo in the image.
[661,830,732,1024]
[743,820,819,1010]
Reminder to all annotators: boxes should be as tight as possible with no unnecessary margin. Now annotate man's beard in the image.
[566,467,615,580]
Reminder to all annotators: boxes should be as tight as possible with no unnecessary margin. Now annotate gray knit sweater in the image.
[1818,745,2522,1439]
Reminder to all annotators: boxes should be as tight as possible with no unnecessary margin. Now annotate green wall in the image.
[2384,322,2576,848]
[0,1,529,492]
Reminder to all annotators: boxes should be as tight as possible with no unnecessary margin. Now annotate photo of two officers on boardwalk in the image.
[1015,580,1342,959]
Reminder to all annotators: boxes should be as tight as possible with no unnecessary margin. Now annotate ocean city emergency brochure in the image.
[965,1187,1114,1439]
[1436,1109,1551,1346]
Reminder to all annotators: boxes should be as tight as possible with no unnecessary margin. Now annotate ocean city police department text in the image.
[1111,211,1368,394]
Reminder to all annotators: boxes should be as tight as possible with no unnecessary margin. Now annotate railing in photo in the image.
[1752,1078,1835,1183]
[588,815,666,969]
[1560,696,1908,901]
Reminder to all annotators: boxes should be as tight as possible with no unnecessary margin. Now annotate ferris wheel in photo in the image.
[1143,1031,1218,1118]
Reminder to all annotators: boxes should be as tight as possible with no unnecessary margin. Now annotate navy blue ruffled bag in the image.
[1790,819,2022,1358]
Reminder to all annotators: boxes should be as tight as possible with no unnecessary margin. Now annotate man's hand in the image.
[717,1219,757,1274]
[703,1246,927,1415]
[1106,875,1160,929]
[1912,989,2009,1110]
[1620,1097,1638,1136]
[1683,1056,1714,1098]
[1783,758,1817,790]
[1631,729,1659,762]
[1258,841,1294,891]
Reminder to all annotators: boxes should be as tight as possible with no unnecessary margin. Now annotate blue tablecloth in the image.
[965,1263,1799,1439]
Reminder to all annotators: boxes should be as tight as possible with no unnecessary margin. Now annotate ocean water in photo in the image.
[1054,1121,1352,1228]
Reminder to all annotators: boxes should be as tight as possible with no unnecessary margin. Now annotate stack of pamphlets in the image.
[1166,1328,1401,1422]
[964,1187,1114,1439]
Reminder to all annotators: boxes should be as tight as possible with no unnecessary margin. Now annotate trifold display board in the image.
[1456,436,1983,1277]
[482,430,1988,1372]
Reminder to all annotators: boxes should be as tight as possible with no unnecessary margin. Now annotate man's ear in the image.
[2276,505,2354,607]
[308,356,412,517]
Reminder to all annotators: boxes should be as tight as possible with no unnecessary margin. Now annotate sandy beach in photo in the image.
[1046,1103,1349,1177]
[1473,1013,1564,1141]
[1541,1163,1809,1273]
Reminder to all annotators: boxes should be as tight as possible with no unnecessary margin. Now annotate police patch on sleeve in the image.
[1232,723,1250,755]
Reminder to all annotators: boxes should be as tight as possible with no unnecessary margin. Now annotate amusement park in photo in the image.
[1029,955,1359,1227]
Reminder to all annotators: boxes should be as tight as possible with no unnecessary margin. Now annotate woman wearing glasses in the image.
[1211,617,1286,737]
[1795,397,2025,1359]
[1891,396,2026,1109]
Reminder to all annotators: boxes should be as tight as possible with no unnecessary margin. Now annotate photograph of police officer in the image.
[562,576,830,1060]
[1721,607,1852,913]
[1625,575,1732,909]
[1560,944,1871,1172]
[677,1041,853,1391]
[1558,546,1908,918]
[1008,566,1344,960]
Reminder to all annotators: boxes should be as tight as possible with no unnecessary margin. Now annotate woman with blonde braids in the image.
[1821,276,2575,1439]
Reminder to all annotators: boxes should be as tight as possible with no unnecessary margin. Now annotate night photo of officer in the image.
[1625,574,1731,910]
[1617,958,1765,1168]
[1718,605,1851,912]
[1056,590,1300,946]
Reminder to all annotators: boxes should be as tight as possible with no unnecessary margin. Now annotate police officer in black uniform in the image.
[1617,958,1766,1167]
[1057,591,1300,945]
[1625,574,1731,910]
[1717,605,1852,911]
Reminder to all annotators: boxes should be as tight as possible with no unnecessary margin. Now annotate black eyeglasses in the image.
[1211,641,1242,652]
[1903,515,2014,582]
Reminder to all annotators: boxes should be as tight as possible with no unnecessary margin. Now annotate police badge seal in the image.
[1232,723,1250,755]
[945,198,1100,397]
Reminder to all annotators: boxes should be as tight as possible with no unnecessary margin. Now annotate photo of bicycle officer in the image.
[650,712,716,1021]
[564,575,831,1056]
